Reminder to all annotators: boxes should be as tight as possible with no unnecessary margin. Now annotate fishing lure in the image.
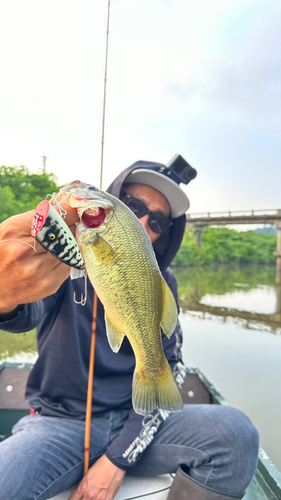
[31,199,85,271]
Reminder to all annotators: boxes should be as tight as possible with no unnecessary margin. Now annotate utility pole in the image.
[41,155,48,174]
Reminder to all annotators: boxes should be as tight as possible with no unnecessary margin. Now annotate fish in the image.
[58,180,183,416]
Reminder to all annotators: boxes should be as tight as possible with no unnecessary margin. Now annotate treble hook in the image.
[74,269,88,306]
[46,193,67,219]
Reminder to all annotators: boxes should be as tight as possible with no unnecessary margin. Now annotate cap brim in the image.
[124,169,190,218]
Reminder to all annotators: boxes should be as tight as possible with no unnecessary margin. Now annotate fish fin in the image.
[160,276,178,338]
[89,236,116,263]
[105,315,125,353]
[132,359,183,416]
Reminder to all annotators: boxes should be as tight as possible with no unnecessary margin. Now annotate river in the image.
[173,263,281,471]
[1,263,281,470]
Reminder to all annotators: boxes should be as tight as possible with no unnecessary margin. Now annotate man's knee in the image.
[215,406,259,486]
[0,416,83,499]
[221,407,259,457]
[184,405,259,496]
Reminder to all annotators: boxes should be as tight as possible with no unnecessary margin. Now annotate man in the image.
[0,159,259,500]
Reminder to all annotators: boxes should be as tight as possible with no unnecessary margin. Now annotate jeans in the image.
[0,405,259,500]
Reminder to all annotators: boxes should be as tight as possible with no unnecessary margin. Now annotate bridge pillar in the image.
[195,226,206,247]
[274,213,281,284]
[272,284,281,324]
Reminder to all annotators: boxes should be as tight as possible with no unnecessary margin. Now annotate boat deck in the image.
[1,362,280,499]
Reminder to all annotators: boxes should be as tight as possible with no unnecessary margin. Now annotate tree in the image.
[172,227,277,266]
[0,165,61,223]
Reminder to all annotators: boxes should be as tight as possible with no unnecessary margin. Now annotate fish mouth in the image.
[58,181,113,228]
[80,206,113,228]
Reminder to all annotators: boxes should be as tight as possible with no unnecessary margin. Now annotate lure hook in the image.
[46,193,67,219]
[74,269,88,306]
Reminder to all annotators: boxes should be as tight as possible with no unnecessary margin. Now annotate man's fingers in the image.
[0,210,48,256]
[1,210,36,240]
[0,202,79,252]
[68,484,82,500]
[50,193,79,227]
[0,204,77,311]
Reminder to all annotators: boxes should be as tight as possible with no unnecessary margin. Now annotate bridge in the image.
[185,209,281,283]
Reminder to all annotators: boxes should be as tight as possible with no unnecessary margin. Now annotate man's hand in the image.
[69,455,126,500]
[0,204,79,314]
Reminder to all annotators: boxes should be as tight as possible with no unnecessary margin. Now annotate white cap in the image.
[125,168,190,218]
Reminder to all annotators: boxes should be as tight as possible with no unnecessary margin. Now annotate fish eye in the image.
[48,233,56,241]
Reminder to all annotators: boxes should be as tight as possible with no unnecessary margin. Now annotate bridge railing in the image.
[186,209,281,219]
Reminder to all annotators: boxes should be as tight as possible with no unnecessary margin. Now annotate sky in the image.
[0,0,280,214]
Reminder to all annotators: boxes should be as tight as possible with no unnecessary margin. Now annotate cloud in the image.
[166,14,281,126]
[206,17,281,123]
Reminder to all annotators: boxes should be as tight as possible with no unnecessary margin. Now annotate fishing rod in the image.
[84,0,112,475]
[100,0,111,192]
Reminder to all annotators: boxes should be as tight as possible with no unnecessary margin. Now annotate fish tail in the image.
[132,360,183,415]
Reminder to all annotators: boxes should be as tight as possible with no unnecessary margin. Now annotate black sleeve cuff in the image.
[104,452,130,472]
[0,304,25,321]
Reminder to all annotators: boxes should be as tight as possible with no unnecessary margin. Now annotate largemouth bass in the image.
[58,180,183,416]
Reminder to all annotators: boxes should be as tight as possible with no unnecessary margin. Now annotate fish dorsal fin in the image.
[105,314,125,353]
[89,235,116,263]
[160,276,178,338]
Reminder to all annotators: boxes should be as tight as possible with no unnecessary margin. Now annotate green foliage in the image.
[0,165,61,223]
[172,227,277,266]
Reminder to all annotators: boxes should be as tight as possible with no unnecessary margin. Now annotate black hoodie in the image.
[0,161,187,470]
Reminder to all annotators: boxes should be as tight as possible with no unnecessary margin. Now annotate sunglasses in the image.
[121,191,173,234]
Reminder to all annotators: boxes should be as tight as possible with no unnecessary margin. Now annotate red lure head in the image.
[31,200,50,237]
[81,207,106,228]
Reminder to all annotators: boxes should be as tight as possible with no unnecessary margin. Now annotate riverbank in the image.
[172,227,277,266]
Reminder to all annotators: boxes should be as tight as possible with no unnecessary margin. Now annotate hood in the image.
[106,161,187,272]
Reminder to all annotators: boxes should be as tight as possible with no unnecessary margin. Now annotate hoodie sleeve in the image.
[105,407,170,470]
[105,268,187,471]
[0,294,61,333]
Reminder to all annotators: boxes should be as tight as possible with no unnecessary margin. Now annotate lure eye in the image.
[48,233,56,241]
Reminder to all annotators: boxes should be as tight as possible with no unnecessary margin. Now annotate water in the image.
[173,264,281,471]
[1,263,281,470]
[0,329,37,364]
